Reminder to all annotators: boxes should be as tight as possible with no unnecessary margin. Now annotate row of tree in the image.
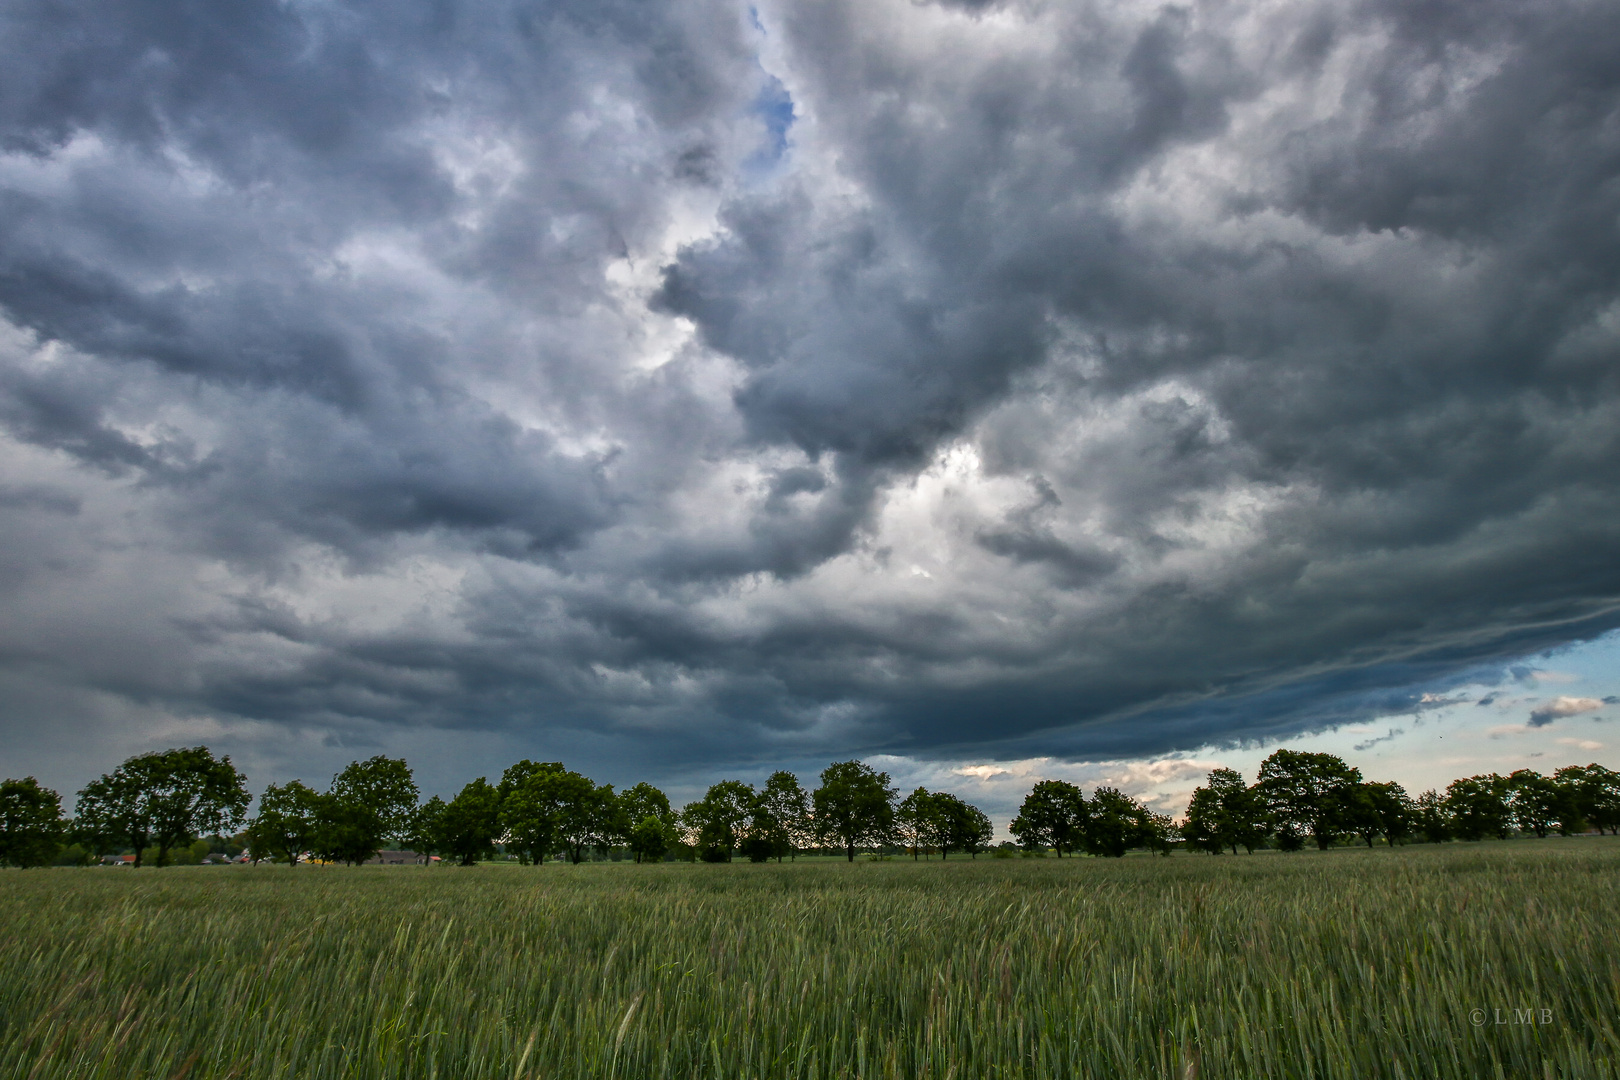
[0,752,990,868]
[1009,782,1174,856]
[3,746,1617,869]
[1176,749,1620,854]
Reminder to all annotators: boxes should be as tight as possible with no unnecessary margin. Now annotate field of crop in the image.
[3,840,1618,1080]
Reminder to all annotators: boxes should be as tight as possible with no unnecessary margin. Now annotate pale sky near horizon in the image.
[867,630,1620,834]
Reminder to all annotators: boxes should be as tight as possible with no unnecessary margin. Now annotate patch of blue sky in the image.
[742,71,795,177]
[739,7,795,183]
[1165,629,1620,803]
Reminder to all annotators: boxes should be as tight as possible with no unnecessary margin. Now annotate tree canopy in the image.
[1010,780,1088,856]
[812,761,896,862]
[245,780,323,865]
[314,756,419,865]
[1257,750,1363,851]
[438,778,503,866]
[758,771,811,861]
[0,777,65,868]
[1555,764,1620,835]
[21,744,1620,873]
[75,747,249,867]
[683,780,756,862]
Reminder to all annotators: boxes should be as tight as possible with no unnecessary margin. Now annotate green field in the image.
[4,841,1618,1079]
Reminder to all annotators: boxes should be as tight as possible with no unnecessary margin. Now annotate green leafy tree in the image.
[1140,810,1175,856]
[1359,781,1415,847]
[498,760,566,864]
[811,761,896,862]
[927,792,965,860]
[629,815,670,863]
[1414,789,1451,843]
[171,838,211,866]
[438,779,502,865]
[943,797,994,858]
[314,756,419,865]
[75,747,250,867]
[245,780,323,865]
[554,772,617,864]
[1084,787,1156,858]
[1507,769,1581,838]
[618,783,677,863]
[1010,780,1087,856]
[1337,785,1378,849]
[496,764,616,864]
[311,798,381,866]
[1554,764,1620,835]
[619,783,675,831]
[919,792,994,860]
[742,794,791,863]
[1217,772,1270,854]
[1183,769,1268,855]
[53,844,95,867]
[896,788,940,860]
[1257,750,1362,850]
[405,796,447,861]
[1181,786,1227,855]
[1446,774,1513,840]
[682,780,756,862]
[760,771,811,860]
[331,756,418,838]
[0,777,66,868]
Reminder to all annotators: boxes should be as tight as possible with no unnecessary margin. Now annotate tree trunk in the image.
[846,841,855,862]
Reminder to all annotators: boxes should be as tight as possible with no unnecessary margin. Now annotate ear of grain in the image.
[1,841,1615,1079]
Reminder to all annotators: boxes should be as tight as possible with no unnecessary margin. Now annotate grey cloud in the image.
[1353,728,1403,753]
[974,477,1118,587]
[3,0,1620,792]
[0,484,77,515]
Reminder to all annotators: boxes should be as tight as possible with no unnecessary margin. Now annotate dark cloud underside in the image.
[1,0,1618,783]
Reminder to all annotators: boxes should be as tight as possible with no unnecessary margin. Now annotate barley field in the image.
[3,841,1618,1080]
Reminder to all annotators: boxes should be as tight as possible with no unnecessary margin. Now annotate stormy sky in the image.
[2,0,1619,811]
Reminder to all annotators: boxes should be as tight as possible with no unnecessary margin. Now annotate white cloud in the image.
[1488,724,1533,739]
[1526,669,1582,684]
[1529,697,1605,727]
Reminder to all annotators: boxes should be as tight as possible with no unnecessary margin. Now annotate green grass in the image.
[4,840,1619,1079]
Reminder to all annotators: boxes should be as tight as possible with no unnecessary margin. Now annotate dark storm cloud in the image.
[2,0,1620,790]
